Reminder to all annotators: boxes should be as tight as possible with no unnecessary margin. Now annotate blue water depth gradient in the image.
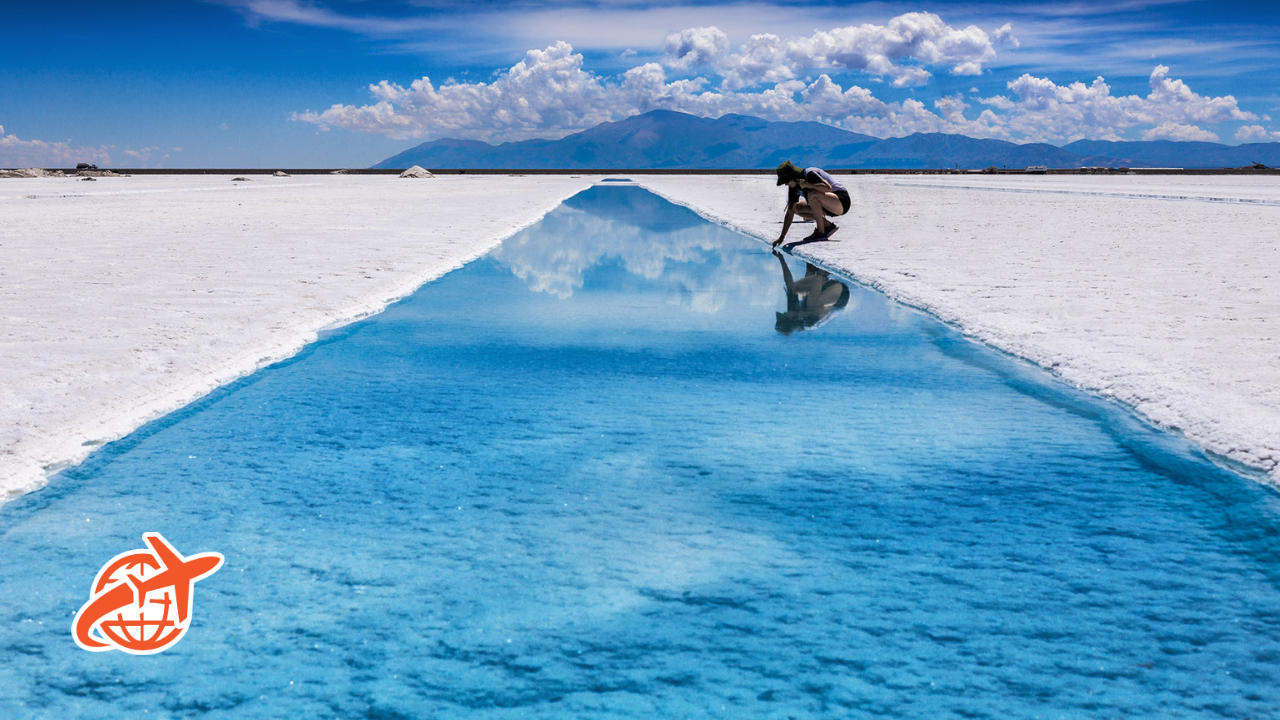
[2,186,1279,719]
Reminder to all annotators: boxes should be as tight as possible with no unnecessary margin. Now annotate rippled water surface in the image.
[3,186,1279,719]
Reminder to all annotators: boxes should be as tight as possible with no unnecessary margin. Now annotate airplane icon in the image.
[73,532,224,654]
[125,533,224,625]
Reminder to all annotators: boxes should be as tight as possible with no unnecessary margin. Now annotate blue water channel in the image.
[2,185,1279,719]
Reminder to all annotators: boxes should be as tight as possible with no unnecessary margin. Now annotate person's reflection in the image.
[774,251,850,335]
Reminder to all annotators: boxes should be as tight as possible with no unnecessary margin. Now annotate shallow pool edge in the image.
[637,181,1279,490]
[1,183,596,505]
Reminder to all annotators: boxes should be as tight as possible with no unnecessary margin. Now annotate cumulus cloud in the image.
[0,126,112,167]
[295,42,620,141]
[1142,122,1219,142]
[662,26,730,70]
[666,13,1001,90]
[979,65,1255,142]
[993,23,1019,48]
[797,74,890,119]
[294,42,1016,144]
[1146,65,1251,124]
[0,125,173,167]
[293,35,1259,147]
[1235,124,1280,142]
[932,95,1009,138]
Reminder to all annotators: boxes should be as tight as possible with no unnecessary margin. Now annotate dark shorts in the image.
[836,190,851,215]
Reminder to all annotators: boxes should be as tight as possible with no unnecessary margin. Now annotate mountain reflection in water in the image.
[493,186,852,335]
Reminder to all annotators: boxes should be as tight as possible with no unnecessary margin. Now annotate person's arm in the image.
[776,250,797,291]
[774,186,800,246]
[796,171,833,194]
[773,201,796,247]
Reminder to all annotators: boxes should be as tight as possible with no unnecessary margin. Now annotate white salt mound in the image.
[400,166,434,179]
[273,171,290,177]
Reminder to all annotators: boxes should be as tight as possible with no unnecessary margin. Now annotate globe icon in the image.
[88,552,185,652]
[74,533,223,655]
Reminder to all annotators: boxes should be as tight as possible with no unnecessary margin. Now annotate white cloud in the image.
[1235,124,1280,142]
[797,74,890,119]
[669,13,1002,90]
[1141,122,1218,142]
[1146,65,1250,124]
[979,94,1016,110]
[662,26,730,70]
[492,201,778,308]
[294,43,1013,143]
[221,0,441,36]
[295,42,620,141]
[293,36,1260,147]
[993,23,1020,48]
[980,65,1254,142]
[0,125,174,168]
[0,127,112,167]
[218,0,1280,91]
[933,95,1009,139]
[704,33,797,90]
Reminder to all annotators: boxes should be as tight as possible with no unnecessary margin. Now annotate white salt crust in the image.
[0,174,594,499]
[3,172,1277,500]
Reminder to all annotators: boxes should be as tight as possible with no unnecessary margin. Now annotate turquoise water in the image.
[2,186,1279,718]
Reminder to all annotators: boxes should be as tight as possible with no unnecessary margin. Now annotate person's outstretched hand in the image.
[772,237,784,248]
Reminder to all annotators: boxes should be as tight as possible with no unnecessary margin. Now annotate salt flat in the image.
[638,174,1280,484]
[0,174,593,498]
[2,173,1277,500]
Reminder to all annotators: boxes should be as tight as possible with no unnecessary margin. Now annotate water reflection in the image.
[491,187,856,336]
[773,251,851,335]
[4,185,1279,720]
[491,186,779,314]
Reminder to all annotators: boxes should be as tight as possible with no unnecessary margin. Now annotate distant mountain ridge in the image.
[375,111,877,169]
[374,109,1280,170]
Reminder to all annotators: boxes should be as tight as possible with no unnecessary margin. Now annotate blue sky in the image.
[2,0,1279,167]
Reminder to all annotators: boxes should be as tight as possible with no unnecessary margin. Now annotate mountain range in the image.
[374,109,1280,170]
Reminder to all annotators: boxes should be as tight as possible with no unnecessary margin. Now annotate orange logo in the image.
[72,533,223,655]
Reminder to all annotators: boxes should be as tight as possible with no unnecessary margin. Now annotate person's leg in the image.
[804,191,843,238]
[794,199,827,232]
[807,191,841,219]
[794,199,827,236]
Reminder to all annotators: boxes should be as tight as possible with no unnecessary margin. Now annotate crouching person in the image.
[772,161,851,247]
